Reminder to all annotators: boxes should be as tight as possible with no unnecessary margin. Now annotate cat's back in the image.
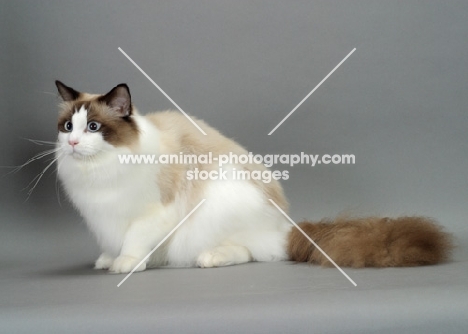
[145,110,247,156]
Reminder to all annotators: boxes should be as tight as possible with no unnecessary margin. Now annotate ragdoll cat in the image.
[54,81,453,274]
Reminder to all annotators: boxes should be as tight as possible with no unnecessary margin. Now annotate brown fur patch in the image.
[147,111,289,210]
[287,216,453,268]
[57,98,139,147]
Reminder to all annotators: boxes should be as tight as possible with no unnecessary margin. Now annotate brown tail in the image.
[287,216,453,268]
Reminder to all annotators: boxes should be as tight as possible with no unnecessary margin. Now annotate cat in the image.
[54,81,453,274]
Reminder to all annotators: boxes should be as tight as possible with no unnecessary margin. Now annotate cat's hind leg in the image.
[197,244,252,268]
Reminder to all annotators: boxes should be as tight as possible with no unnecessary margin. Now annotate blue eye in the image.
[64,121,73,132]
[87,121,101,132]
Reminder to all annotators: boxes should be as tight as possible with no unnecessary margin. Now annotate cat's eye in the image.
[64,121,73,132]
[87,121,101,132]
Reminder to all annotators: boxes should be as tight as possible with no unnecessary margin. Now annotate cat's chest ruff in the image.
[74,166,160,206]
[59,154,161,220]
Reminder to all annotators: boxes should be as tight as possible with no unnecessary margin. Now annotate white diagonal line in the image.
[117,199,206,287]
[118,47,207,135]
[268,48,356,135]
[269,199,357,287]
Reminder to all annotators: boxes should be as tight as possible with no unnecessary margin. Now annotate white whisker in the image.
[54,155,67,206]
[8,148,60,175]
[25,152,63,200]
[23,138,58,146]
[42,91,57,97]
[80,144,110,155]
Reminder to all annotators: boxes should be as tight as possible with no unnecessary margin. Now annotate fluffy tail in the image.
[287,216,453,268]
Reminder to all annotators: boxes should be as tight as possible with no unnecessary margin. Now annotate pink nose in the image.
[68,139,79,147]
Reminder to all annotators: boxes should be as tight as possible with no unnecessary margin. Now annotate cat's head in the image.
[55,81,139,159]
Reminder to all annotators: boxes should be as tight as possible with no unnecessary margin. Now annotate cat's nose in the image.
[68,139,79,147]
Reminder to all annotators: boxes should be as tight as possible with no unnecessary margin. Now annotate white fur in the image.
[57,110,292,273]
[165,168,290,267]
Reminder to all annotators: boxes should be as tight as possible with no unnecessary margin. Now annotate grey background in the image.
[1,1,467,333]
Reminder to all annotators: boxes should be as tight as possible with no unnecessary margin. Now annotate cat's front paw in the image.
[197,250,231,268]
[109,255,146,274]
[94,253,114,270]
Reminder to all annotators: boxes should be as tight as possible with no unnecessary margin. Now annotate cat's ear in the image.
[99,84,132,117]
[55,80,81,101]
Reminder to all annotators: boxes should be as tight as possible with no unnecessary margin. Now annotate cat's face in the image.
[55,81,139,159]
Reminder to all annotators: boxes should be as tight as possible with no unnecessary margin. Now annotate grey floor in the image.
[1,207,467,334]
